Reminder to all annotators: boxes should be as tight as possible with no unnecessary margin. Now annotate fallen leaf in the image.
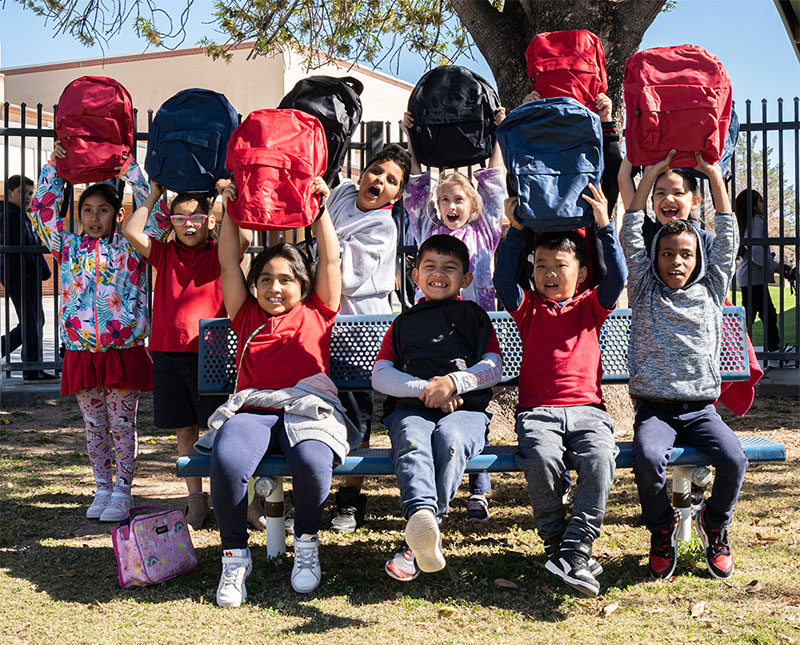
[775,515,789,525]
[149,439,157,445]
[66,569,77,577]
[601,602,619,618]
[753,517,761,525]
[745,580,761,593]
[756,532,778,542]
[494,578,518,589]
[88,599,103,613]
[438,606,456,617]
[690,601,707,618]
[169,434,176,440]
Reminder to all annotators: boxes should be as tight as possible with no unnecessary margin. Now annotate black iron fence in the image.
[2,98,798,377]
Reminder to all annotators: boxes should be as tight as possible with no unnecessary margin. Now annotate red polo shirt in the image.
[147,239,225,353]
[511,287,611,408]
[231,291,338,392]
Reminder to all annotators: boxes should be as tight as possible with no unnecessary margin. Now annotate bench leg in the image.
[254,476,286,558]
[672,466,692,542]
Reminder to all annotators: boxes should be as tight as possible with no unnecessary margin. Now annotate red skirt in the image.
[61,345,153,396]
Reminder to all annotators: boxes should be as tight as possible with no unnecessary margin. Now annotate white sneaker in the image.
[291,533,321,593]
[405,509,445,573]
[86,487,112,519]
[99,489,133,522]
[216,547,252,607]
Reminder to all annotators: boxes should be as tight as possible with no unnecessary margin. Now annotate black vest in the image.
[389,299,493,412]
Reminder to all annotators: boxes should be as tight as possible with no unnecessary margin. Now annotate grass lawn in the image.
[734,286,798,348]
[1,394,798,644]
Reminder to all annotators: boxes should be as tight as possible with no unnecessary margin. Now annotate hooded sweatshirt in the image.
[621,209,738,401]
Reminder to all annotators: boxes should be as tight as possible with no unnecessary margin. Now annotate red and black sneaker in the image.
[694,504,734,579]
[649,508,680,580]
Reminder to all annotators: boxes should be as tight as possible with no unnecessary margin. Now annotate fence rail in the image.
[2,98,798,377]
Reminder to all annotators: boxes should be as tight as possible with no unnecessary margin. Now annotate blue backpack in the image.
[497,97,603,232]
[146,88,238,194]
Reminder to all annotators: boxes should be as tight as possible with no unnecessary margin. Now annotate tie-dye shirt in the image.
[29,159,167,352]
[402,167,505,311]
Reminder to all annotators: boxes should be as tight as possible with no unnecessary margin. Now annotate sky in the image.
[0,0,798,115]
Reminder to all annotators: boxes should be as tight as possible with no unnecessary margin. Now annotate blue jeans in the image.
[632,401,748,532]
[386,406,490,520]
[210,410,334,549]
[515,405,618,545]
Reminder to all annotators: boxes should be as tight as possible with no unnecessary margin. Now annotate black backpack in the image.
[278,76,363,185]
[407,65,500,168]
[145,88,238,194]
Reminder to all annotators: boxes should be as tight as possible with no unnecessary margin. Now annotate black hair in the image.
[653,168,699,196]
[657,219,701,282]
[364,143,412,190]
[7,175,33,192]
[532,231,587,267]
[77,183,123,238]
[246,243,315,301]
[416,234,470,274]
[734,189,762,258]
[171,193,211,215]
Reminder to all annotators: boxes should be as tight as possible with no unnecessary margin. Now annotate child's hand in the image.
[582,183,609,228]
[504,197,524,230]
[522,90,541,104]
[50,140,66,161]
[642,150,676,179]
[439,394,464,414]
[220,180,238,205]
[215,178,231,195]
[494,107,507,126]
[311,176,330,199]
[400,111,414,135]
[596,93,612,121]
[693,151,721,181]
[148,179,165,199]
[419,375,457,409]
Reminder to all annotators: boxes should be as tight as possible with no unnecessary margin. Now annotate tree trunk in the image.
[449,0,665,122]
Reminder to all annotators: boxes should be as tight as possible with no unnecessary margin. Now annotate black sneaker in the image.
[543,536,603,578]
[23,370,59,384]
[330,486,366,532]
[545,542,600,597]
[694,504,734,579]
[465,494,489,523]
[649,507,680,580]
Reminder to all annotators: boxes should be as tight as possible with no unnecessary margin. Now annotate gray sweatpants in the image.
[515,405,618,546]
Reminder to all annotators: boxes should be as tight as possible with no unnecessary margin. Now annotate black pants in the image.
[741,284,780,351]
[1,269,44,365]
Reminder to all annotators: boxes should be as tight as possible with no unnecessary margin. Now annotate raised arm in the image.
[400,111,422,175]
[492,198,526,312]
[629,150,675,213]
[29,156,68,261]
[123,180,164,259]
[218,182,250,320]
[310,178,341,311]
[583,183,627,309]
[487,107,507,169]
[617,156,636,211]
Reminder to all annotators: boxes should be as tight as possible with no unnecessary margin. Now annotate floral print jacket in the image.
[29,159,167,353]
[403,167,506,311]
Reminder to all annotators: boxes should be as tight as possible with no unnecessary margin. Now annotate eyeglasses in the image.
[169,213,208,226]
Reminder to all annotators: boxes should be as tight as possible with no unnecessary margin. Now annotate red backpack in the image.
[55,76,134,184]
[624,44,732,169]
[225,109,328,231]
[525,30,608,110]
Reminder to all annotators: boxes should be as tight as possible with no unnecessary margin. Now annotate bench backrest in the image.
[198,307,750,395]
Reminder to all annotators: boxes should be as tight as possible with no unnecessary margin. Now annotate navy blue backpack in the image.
[497,97,603,232]
[146,88,238,194]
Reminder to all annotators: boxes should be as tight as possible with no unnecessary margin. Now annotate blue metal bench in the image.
[178,306,786,557]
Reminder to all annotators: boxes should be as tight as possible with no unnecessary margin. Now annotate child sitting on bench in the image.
[372,234,503,581]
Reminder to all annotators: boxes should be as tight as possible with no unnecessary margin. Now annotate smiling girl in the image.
[29,142,168,522]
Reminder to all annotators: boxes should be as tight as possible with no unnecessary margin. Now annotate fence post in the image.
[364,121,384,162]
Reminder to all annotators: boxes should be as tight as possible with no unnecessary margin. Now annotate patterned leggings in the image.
[75,388,140,491]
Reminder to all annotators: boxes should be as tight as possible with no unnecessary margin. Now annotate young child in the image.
[29,143,164,522]
[493,183,627,598]
[123,183,247,530]
[621,150,748,581]
[400,108,506,521]
[326,143,411,532]
[373,234,503,581]
[211,178,355,606]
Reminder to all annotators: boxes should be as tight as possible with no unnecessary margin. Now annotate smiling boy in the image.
[493,184,627,598]
[372,235,503,581]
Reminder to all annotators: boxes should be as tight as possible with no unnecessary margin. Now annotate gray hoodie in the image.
[621,210,739,401]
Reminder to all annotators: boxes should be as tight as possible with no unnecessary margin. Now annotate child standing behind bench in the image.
[494,184,627,598]
[327,143,411,532]
[621,150,747,581]
[373,235,503,581]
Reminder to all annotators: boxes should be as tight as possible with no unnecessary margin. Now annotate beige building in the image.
[1,42,413,128]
